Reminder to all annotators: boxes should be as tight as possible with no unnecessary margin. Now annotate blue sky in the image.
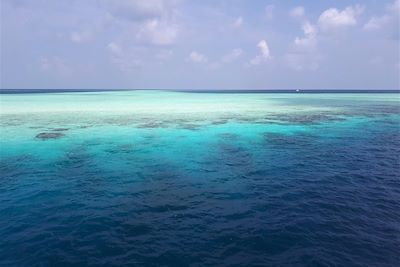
[1,0,399,89]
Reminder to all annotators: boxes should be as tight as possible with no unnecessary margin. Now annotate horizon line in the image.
[1,88,400,94]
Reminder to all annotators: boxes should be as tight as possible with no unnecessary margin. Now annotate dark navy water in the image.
[0,92,399,266]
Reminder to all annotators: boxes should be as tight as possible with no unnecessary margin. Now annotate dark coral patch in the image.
[36,132,65,140]
[52,128,69,132]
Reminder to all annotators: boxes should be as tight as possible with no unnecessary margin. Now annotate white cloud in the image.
[387,0,400,13]
[265,5,274,20]
[258,40,271,58]
[188,51,207,63]
[318,5,364,31]
[136,19,178,45]
[364,0,399,31]
[302,21,317,36]
[222,48,243,63]
[290,6,305,18]
[286,4,363,71]
[250,40,271,65]
[104,0,179,21]
[104,0,180,47]
[364,15,391,30]
[284,4,365,72]
[232,16,243,28]
[286,22,319,71]
[294,22,318,50]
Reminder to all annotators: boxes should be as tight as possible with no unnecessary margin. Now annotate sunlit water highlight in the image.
[1,91,399,266]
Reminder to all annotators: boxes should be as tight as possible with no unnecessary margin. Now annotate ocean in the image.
[0,90,399,266]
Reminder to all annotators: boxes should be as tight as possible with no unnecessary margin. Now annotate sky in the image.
[0,0,399,90]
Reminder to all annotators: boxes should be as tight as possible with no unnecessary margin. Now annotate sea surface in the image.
[0,90,399,266]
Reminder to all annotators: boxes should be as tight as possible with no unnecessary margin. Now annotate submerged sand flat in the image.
[1,91,399,148]
[1,90,398,122]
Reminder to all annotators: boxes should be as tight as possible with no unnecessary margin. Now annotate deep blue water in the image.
[0,92,399,266]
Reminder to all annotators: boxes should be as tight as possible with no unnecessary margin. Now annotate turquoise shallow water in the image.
[0,91,400,266]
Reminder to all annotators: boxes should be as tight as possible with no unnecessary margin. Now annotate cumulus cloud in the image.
[318,5,364,31]
[258,40,271,58]
[136,19,178,45]
[364,0,399,31]
[104,0,179,21]
[222,48,243,63]
[250,40,271,65]
[2,0,398,89]
[364,15,391,30]
[232,16,243,28]
[291,4,363,45]
[387,0,400,13]
[188,51,208,63]
[302,21,318,36]
[286,21,319,71]
[104,0,180,47]
[294,22,318,50]
[290,6,305,18]
[285,4,364,71]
